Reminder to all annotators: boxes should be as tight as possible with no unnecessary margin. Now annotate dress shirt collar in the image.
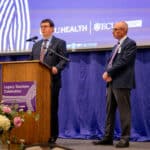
[119,35,127,45]
[42,36,53,48]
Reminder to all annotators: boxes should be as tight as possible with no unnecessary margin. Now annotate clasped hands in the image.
[102,72,112,82]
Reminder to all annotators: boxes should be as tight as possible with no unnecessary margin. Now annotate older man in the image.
[93,21,137,148]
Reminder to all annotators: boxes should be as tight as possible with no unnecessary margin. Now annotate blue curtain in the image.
[0,49,150,141]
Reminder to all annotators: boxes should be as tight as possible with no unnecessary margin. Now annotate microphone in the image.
[26,36,38,42]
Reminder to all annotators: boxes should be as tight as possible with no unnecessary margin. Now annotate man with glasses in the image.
[29,18,68,144]
[93,21,137,148]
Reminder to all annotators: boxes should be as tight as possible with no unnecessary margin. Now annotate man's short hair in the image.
[40,19,55,27]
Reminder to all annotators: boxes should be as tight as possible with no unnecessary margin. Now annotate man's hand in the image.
[102,72,112,82]
[52,66,58,75]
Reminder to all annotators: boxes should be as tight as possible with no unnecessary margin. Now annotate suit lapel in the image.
[37,40,43,54]
[37,40,42,47]
[120,37,129,49]
[48,36,57,50]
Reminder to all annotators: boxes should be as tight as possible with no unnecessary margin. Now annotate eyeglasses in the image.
[40,25,51,29]
[112,28,124,31]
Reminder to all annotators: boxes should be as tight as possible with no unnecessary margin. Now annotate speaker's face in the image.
[40,22,54,38]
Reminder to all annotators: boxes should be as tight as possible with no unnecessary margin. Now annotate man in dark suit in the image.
[29,19,68,144]
[93,21,137,148]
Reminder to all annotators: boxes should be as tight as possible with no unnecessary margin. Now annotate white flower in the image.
[0,115,11,131]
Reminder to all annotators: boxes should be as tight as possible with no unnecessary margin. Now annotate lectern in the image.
[0,60,51,144]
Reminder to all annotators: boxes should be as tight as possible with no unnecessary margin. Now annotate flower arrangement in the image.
[0,103,39,148]
[0,105,24,135]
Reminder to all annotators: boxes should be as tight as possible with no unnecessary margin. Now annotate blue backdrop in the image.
[0,49,150,141]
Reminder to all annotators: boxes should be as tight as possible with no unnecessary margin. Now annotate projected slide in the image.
[0,0,30,53]
[0,0,150,53]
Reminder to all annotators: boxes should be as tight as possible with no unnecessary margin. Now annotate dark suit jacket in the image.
[29,36,67,87]
[107,37,137,89]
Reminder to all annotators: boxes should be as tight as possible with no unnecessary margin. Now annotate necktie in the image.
[40,39,48,62]
[107,42,120,69]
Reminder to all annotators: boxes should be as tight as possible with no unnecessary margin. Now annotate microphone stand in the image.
[40,48,70,70]
[48,48,70,62]
[32,40,37,43]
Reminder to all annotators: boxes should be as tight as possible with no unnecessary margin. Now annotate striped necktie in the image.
[40,39,48,62]
[107,42,120,69]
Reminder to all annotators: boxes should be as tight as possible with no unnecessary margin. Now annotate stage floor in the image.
[23,138,150,150]
[57,138,150,150]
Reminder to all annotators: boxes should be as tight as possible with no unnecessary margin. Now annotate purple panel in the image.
[2,81,36,111]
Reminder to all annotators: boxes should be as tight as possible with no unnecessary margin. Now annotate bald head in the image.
[114,21,128,33]
[112,21,128,40]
